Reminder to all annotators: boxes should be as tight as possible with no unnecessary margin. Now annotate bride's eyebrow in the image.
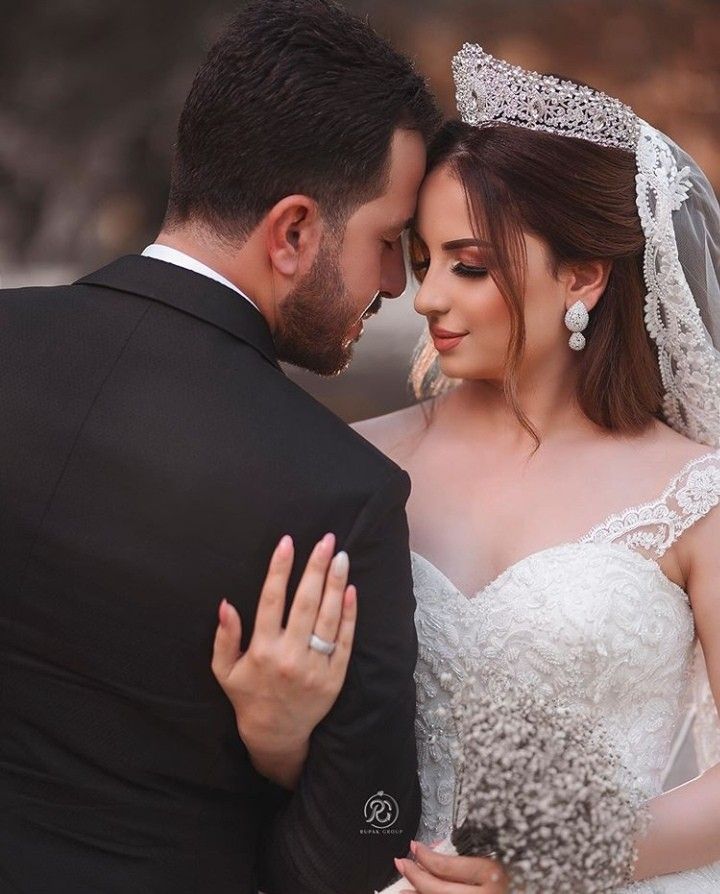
[441,238,493,251]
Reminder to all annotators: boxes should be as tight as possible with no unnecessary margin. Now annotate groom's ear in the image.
[264,196,323,279]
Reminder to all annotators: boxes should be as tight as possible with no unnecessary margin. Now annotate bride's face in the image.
[411,163,569,383]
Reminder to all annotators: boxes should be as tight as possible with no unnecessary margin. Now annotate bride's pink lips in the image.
[430,326,468,353]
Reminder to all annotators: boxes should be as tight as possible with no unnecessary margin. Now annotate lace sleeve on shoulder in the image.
[582,451,720,560]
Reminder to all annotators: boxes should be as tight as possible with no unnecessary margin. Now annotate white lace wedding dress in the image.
[412,449,720,892]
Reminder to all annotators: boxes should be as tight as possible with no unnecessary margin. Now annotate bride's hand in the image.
[393,841,509,894]
[211,533,357,790]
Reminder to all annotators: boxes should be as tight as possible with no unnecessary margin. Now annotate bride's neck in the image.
[450,364,594,445]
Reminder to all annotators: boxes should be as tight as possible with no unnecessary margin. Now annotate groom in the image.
[0,1,440,892]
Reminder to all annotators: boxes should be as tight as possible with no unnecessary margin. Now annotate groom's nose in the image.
[379,239,407,299]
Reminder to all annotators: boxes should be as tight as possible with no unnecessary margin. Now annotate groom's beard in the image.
[274,235,367,377]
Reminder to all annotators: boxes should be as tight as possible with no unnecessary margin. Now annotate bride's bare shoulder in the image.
[646,420,716,470]
[351,400,432,465]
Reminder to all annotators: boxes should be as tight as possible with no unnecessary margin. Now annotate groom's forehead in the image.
[384,129,428,196]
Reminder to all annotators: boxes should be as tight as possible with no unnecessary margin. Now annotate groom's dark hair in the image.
[164,0,441,240]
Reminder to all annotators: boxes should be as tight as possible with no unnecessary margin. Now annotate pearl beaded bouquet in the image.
[447,674,649,893]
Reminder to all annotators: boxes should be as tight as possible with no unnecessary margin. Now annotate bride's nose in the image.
[413,277,451,318]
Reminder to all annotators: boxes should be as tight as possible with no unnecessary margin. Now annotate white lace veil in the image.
[670,137,720,353]
[640,125,720,780]
[638,123,720,451]
[450,47,720,781]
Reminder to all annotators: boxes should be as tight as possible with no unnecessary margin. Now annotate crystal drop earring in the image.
[564,300,589,351]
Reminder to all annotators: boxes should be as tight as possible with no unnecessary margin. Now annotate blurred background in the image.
[2,0,714,783]
[2,0,718,422]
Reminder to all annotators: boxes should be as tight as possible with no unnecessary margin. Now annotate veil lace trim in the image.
[636,123,720,449]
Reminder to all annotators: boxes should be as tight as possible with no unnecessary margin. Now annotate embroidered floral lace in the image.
[412,450,720,891]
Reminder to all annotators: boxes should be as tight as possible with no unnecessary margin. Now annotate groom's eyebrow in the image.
[441,238,493,250]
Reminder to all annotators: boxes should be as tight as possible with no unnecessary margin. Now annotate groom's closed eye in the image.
[408,230,429,280]
[383,219,413,246]
[410,258,430,282]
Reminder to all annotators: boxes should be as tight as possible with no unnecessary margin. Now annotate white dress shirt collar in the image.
[141,244,260,312]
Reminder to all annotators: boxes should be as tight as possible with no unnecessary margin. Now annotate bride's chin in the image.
[437,355,496,381]
[437,355,463,375]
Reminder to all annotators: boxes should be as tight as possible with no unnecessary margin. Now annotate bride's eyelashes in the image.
[408,234,489,280]
[409,259,488,281]
[451,261,488,278]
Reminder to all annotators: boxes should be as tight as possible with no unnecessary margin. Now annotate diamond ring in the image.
[308,633,336,656]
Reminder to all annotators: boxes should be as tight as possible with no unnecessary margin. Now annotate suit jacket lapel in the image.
[76,255,281,371]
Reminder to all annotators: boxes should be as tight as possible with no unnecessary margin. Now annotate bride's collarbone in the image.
[408,490,692,596]
[406,427,715,595]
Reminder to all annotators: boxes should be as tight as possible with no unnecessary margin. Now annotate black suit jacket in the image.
[0,256,420,893]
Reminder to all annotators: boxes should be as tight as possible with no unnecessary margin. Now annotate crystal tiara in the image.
[451,44,640,152]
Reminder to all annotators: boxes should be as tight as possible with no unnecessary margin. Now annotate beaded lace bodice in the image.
[412,449,720,868]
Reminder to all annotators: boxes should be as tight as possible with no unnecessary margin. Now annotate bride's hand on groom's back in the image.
[211,533,357,790]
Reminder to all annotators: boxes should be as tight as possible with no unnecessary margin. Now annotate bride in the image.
[212,48,720,892]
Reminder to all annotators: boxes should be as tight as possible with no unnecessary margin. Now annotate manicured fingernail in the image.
[331,551,349,575]
[219,598,237,627]
[394,857,405,874]
[315,532,334,555]
[277,534,293,556]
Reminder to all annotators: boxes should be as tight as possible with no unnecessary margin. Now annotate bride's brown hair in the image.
[410,120,664,442]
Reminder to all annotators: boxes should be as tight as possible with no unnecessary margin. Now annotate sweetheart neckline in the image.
[410,541,690,607]
[409,447,720,603]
